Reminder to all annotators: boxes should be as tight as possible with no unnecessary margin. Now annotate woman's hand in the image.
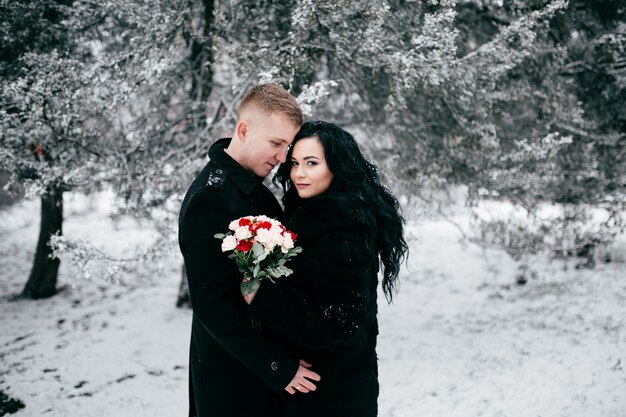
[242,278,257,304]
[284,360,321,394]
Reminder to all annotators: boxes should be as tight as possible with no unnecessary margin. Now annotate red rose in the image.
[236,239,253,252]
[239,218,254,231]
[256,220,272,230]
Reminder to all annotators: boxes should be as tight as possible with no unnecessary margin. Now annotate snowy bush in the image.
[471,201,625,271]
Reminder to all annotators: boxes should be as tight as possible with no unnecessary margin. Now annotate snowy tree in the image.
[447,0,626,266]
[3,0,623,300]
[1,1,78,298]
[0,0,210,297]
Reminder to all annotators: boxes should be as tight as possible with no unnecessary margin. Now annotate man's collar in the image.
[208,138,264,195]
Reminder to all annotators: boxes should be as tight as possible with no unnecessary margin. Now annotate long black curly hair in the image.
[274,121,408,302]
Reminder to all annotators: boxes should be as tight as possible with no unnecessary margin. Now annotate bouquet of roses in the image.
[215,215,303,295]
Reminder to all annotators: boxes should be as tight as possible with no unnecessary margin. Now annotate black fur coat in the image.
[249,192,381,417]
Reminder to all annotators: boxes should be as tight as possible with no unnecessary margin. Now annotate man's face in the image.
[240,112,300,177]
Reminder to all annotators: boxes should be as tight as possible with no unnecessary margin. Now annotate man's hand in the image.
[284,360,321,395]
[243,290,256,304]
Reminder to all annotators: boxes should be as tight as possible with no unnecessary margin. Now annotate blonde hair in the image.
[237,83,303,126]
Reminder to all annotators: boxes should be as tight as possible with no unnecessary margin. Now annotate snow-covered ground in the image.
[1,193,625,417]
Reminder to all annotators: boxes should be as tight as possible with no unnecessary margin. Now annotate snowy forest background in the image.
[1,0,625,416]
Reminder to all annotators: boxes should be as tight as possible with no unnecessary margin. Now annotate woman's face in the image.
[290,136,334,199]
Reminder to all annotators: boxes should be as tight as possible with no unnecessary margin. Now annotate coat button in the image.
[270,361,278,371]
[215,169,223,174]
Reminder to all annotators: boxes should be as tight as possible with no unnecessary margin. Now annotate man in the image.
[178,84,320,417]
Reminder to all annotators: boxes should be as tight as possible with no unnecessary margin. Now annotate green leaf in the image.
[240,278,261,296]
[252,242,268,262]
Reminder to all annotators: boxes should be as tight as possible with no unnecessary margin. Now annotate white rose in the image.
[271,227,285,243]
[221,235,237,252]
[256,228,278,252]
[234,226,252,240]
[281,234,294,253]
[228,219,240,231]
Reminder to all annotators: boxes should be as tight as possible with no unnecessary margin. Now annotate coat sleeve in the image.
[179,191,299,393]
[248,221,374,351]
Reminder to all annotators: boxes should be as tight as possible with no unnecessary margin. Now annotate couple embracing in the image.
[178,83,408,417]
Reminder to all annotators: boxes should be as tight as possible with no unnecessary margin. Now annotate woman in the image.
[245,121,408,417]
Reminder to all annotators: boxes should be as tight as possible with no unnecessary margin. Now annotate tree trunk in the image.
[176,263,191,309]
[176,0,215,308]
[189,0,215,103]
[22,186,63,299]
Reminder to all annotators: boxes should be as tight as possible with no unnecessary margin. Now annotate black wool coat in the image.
[178,139,299,417]
[249,192,381,417]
